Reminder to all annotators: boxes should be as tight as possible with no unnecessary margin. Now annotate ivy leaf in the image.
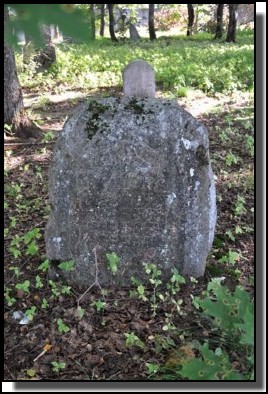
[180,343,244,380]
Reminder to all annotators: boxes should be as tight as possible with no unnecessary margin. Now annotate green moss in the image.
[125,97,145,115]
[124,98,154,127]
[85,100,110,140]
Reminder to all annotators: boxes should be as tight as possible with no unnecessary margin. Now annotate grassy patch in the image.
[16,30,254,95]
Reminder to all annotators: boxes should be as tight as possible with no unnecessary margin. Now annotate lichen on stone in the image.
[85,99,110,140]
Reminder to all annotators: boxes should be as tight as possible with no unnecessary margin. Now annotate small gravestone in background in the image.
[123,60,155,98]
[129,24,141,41]
[45,60,216,289]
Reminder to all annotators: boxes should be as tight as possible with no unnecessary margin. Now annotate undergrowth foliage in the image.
[180,281,254,380]
[16,30,254,95]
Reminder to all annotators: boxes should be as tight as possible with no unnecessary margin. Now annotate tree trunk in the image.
[187,4,194,36]
[193,4,199,34]
[148,4,156,40]
[226,4,238,42]
[34,25,56,72]
[90,4,96,39]
[4,9,40,139]
[22,35,34,64]
[107,4,118,41]
[214,4,224,39]
[100,4,105,36]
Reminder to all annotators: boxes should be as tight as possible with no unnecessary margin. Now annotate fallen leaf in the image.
[43,344,53,352]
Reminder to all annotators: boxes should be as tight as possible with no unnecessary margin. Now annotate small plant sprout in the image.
[167,268,185,295]
[225,151,239,166]
[219,250,241,265]
[57,318,70,334]
[15,280,30,294]
[51,361,66,373]
[42,131,55,143]
[58,260,75,271]
[92,299,106,312]
[136,283,148,302]
[41,298,49,309]
[124,332,145,349]
[225,230,235,242]
[38,259,51,272]
[9,266,21,278]
[61,285,72,295]
[146,363,160,377]
[26,369,37,378]
[143,263,162,316]
[106,252,121,275]
[35,275,43,289]
[25,306,37,321]
[234,195,247,216]
[49,280,61,297]
[76,306,85,319]
[162,313,176,331]
[4,286,16,306]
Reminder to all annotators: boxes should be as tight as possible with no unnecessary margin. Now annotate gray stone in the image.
[45,96,216,289]
[129,24,141,41]
[123,60,155,98]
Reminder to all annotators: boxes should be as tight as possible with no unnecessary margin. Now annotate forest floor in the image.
[4,86,254,381]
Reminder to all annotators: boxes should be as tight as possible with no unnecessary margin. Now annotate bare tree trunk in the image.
[4,9,40,139]
[187,4,195,36]
[107,4,118,41]
[148,4,156,40]
[90,4,96,39]
[100,4,105,36]
[54,25,60,40]
[193,4,199,34]
[226,4,238,42]
[214,4,224,39]
[34,25,56,72]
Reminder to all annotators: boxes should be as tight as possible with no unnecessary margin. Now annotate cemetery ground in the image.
[4,32,254,381]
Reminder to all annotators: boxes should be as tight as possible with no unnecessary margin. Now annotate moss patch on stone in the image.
[125,97,145,115]
[85,100,110,140]
[124,97,155,126]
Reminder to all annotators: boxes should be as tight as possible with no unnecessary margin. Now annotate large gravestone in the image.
[45,60,216,289]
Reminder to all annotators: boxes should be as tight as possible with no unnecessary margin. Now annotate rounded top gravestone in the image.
[45,60,216,290]
[123,59,155,98]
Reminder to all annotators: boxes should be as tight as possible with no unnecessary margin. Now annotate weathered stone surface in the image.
[129,24,141,41]
[123,60,155,98]
[45,97,216,289]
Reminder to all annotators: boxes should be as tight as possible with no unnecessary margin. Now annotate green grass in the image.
[16,29,254,95]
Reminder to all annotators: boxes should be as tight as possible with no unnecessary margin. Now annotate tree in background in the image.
[214,4,224,39]
[107,4,118,41]
[4,9,40,139]
[226,4,238,42]
[100,4,105,36]
[193,4,200,34]
[154,4,181,32]
[187,4,194,36]
[90,4,96,40]
[148,4,156,40]
[4,4,90,138]
[33,25,57,72]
